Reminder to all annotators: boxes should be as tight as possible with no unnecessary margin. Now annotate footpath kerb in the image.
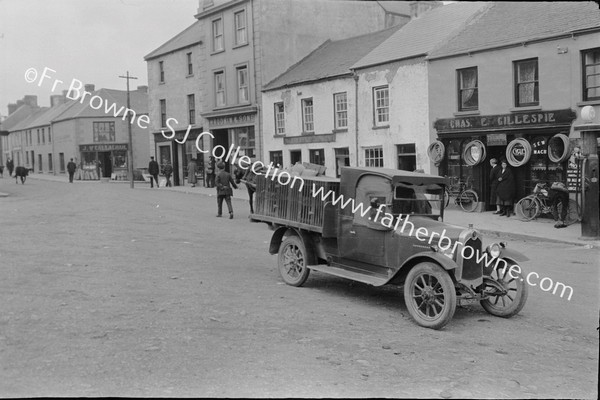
[14,173,600,248]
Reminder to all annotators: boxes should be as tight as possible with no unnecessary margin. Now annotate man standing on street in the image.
[148,156,160,188]
[67,158,77,183]
[6,158,14,177]
[215,162,237,219]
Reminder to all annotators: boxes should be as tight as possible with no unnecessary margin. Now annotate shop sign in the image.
[80,143,128,152]
[531,137,547,156]
[510,142,527,163]
[284,133,336,145]
[208,113,255,127]
[487,133,507,146]
[434,109,576,133]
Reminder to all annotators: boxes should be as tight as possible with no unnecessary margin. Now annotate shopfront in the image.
[205,108,258,173]
[154,127,205,186]
[79,143,128,180]
[433,109,578,210]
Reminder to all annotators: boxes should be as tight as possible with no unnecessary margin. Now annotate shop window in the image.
[215,71,226,107]
[582,47,600,101]
[373,86,389,126]
[232,126,255,158]
[59,153,65,172]
[309,149,325,166]
[38,154,42,172]
[234,9,247,46]
[334,92,348,129]
[335,147,350,177]
[274,102,285,135]
[514,58,539,107]
[48,153,53,172]
[93,122,115,142]
[188,94,195,125]
[397,143,416,171]
[113,150,127,170]
[270,151,283,167]
[365,146,383,167]
[458,67,478,111]
[212,18,224,52]
[302,98,314,133]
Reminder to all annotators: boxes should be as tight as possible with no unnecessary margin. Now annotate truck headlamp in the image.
[486,243,501,259]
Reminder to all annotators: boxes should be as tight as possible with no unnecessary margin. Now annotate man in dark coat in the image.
[496,159,515,217]
[6,158,14,177]
[489,158,502,214]
[67,158,77,183]
[162,162,173,187]
[215,162,238,219]
[148,156,160,188]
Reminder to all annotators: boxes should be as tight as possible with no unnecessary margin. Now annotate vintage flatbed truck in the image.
[251,166,528,330]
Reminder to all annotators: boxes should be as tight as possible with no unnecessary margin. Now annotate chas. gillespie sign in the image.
[434,109,576,133]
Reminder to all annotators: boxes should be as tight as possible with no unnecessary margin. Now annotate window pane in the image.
[275,103,285,134]
[584,48,600,101]
[334,93,348,128]
[235,11,247,45]
[458,67,478,111]
[303,99,314,132]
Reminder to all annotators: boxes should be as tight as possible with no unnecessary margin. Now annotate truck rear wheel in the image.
[404,262,456,330]
[278,236,310,287]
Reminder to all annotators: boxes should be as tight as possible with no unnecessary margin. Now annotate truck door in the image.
[339,174,392,268]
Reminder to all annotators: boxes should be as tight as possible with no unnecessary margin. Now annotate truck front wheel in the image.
[278,236,310,287]
[404,262,456,330]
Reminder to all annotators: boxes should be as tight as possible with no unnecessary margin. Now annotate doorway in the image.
[99,151,112,178]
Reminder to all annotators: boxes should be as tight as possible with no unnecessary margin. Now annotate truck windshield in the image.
[392,183,444,216]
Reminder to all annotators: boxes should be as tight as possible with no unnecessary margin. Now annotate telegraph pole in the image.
[119,71,138,189]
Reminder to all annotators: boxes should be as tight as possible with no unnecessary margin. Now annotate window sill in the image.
[372,125,389,130]
[576,100,600,106]
[159,82,165,85]
[509,105,541,112]
[453,110,480,117]
[186,74,194,78]
[301,131,315,136]
[332,128,348,133]
[211,49,225,56]
[233,42,249,49]
[273,134,286,138]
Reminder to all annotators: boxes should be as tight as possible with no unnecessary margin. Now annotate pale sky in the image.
[0,0,200,116]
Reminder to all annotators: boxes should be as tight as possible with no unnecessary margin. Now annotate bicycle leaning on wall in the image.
[515,182,581,225]
[443,176,479,212]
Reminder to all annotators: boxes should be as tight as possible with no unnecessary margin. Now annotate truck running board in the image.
[308,264,389,287]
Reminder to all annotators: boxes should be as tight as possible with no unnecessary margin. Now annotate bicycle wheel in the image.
[517,196,539,221]
[562,199,581,226]
[458,189,478,212]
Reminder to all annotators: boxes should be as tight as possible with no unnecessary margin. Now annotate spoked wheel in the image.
[404,262,456,330]
[561,199,581,226]
[517,196,539,220]
[480,259,528,318]
[277,236,310,287]
[458,189,479,212]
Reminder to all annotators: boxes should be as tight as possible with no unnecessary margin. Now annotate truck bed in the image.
[252,172,340,232]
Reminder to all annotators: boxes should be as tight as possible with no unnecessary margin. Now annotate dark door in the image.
[100,151,112,177]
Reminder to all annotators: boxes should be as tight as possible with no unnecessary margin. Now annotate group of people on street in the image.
[489,157,571,228]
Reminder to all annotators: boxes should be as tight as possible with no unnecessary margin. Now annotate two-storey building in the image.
[427,1,600,210]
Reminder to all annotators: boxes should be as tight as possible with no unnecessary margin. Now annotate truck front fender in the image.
[390,251,458,285]
[499,247,529,262]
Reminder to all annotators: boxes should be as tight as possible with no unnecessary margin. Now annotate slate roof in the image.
[53,88,148,122]
[144,20,203,60]
[429,1,600,59]
[0,105,41,133]
[7,107,48,132]
[22,101,77,130]
[352,2,490,69]
[263,25,402,91]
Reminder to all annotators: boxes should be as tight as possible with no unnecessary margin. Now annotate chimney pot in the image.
[84,84,95,93]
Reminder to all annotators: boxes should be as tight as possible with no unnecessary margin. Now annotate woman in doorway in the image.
[187,158,198,187]
[489,158,502,214]
[496,159,515,217]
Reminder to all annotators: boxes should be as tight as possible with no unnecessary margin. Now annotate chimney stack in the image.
[7,103,18,115]
[84,84,96,93]
[50,95,66,107]
[136,85,148,93]
[410,1,442,19]
[23,95,38,107]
